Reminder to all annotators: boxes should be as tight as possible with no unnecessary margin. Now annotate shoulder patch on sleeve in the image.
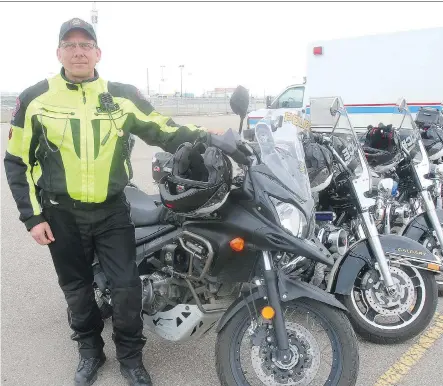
[11,79,49,128]
[11,98,21,119]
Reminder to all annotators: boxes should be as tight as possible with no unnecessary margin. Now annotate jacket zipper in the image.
[80,84,88,201]
[44,151,52,193]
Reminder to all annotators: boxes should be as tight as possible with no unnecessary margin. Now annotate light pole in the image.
[91,2,98,34]
[179,65,184,98]
[161,65,165,82]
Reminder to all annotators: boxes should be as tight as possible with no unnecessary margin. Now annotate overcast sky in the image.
[1,1,442,96]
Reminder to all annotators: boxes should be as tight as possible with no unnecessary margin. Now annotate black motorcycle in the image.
[92,86,360,386]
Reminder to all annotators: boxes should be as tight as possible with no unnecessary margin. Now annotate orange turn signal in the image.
[427,263,441,271]
[261,306,275,320]
[230,237,245,252]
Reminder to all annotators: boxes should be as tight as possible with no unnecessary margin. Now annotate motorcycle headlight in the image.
[377,178,398,198]
[274,201,308,238]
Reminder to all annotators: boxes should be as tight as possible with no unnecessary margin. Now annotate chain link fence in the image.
[149,97,265,116]
[1,94,266,122]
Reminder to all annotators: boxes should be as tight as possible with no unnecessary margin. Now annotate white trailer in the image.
[245,27,443,136]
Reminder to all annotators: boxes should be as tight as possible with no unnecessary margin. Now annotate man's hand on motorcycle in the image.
[31,222,55,245]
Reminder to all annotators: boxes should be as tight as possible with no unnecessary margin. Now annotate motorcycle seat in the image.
[124,186,164,227]
[135,224,176,247]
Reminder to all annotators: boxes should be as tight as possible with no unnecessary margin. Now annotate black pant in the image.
[41,192,146,368]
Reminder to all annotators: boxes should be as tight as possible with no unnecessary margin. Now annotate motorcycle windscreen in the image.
[416,108,441,126]
[309,96,374,209]
[254,115,314,215]
[391,99,431,189]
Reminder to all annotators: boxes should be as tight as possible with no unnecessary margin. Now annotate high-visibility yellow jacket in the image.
[4,69,204,230]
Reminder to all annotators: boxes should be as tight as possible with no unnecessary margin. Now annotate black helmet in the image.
[364,123,398,153]
[303,136,333,192]
[159,142,232,217]
[415,107,443,130]
[363,123,402,171]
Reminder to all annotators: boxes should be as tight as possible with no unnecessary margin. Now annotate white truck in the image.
[244,27,443,139]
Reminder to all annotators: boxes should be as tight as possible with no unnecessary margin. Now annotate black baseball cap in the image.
[59,18,97,43]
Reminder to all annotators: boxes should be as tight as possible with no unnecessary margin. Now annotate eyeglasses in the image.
[59,42,97,51]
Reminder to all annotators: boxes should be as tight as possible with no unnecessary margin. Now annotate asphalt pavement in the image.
[1,118,442,386]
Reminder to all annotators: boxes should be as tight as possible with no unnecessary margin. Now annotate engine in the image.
[274,252,312,276]
[372,196,412,233]
[141,272,184,315]
[391,203,412,229]
[140,231,215,315]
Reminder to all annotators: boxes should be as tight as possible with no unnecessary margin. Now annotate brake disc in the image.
[363,267,415,316]
[251,322,320,386]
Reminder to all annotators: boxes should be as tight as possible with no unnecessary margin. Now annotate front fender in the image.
[216,288,265,333]
[216,274,347,333]
[401,209,443,242]
[330,234,438,295]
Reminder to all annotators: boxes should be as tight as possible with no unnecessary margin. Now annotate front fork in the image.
[262,251,292,363]
[360,211,398,295]
[432,178,443,210]
[420,189,443,264]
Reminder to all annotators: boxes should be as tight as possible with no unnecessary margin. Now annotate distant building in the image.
[204,88,236,99]
[173,92,195,98]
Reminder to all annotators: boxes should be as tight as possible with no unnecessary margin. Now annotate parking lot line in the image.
[373,313,443,386]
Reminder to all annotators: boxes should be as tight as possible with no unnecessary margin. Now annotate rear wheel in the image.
[341,264,437,344]
[216,298,359,386]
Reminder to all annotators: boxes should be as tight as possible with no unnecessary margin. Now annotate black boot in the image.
[120,363,152,386]
[74,352,106,386]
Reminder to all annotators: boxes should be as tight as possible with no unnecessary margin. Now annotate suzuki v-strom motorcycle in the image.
[92,87,360,386]
[295,97,441,344]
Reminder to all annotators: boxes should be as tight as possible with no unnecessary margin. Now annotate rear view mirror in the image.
[330,97,340,117]
[397,98,407,112]
[271,116,284,132]
[230,85,250,119]
[266,96,273,108]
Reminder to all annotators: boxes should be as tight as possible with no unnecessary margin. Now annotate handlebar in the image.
[197,129,253,166]
[311,132,332,146]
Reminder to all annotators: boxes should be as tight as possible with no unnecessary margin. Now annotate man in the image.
[4,17,212,386]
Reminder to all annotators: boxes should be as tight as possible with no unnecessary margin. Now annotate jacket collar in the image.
[60,67,100,89]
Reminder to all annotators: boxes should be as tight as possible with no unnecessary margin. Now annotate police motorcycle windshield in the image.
[391,98,431,189]
[255,114,315,217]
[309,96,374,210]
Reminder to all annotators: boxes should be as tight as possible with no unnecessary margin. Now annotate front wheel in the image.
[341,265,438,344]
[216,298,359,386]
[420,234,443,296]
